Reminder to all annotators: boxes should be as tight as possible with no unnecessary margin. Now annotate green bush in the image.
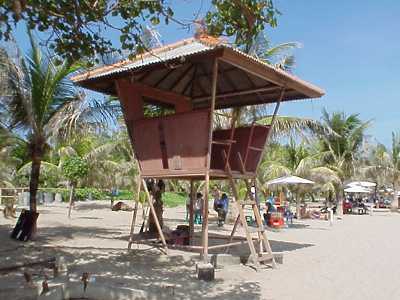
[62,156,89,185]
[74,187,108,201]
[46,187,108,201]
[114,189,133,200]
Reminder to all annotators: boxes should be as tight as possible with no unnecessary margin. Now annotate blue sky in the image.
[12,0,400,146]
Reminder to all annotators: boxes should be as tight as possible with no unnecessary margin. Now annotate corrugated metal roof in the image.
[71,37,325,101]
[80,40,217,81]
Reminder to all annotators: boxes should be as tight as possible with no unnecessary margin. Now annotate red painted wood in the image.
[211,125,270,173]
[131,110,210,174]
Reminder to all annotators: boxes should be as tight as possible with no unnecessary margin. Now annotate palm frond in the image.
[257,115,333,140]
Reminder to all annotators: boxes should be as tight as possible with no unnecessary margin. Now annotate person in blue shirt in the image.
[214,193,229,227]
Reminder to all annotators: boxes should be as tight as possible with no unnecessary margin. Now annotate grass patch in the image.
[163,192,187,208]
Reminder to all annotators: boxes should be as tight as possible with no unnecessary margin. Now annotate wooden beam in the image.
[137,69,154,83]
[256,88,285,172]
[208,241,246,250]
[142,179,169,255]
[115,79,144,122]
[168,64,195,91]
[186,64,198,97]
[220,48,324,98]
[222,150,260,267]
[189,180,195,245]
[128,177,141,250]
[193,85,280,102]
[154,68,176,87]
[198,63,216,94]
[193,89,298,110]
[126,81,192,113]
[222,69,240,92]
[201,58,219,263]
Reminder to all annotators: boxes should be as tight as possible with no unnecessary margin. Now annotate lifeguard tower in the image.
[72,36,324,272]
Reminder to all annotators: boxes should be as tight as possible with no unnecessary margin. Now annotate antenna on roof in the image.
[144,25,163,48]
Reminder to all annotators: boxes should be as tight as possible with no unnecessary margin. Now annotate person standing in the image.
[194,192,203,224]
[215,193,229,227]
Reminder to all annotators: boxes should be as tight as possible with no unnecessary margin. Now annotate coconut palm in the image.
[249,33,300,72]
[364,132,400,209]
[309,109,370,214]
[0,31,115,234]
[318,109,370,179]
[258,139,341,217]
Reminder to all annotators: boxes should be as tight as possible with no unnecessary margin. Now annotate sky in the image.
[11,0,400,146]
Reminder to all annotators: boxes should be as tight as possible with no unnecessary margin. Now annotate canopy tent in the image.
[266,175,314,219]
[346,181,376,188]
[344,186,372,193]
[267,175,315,186]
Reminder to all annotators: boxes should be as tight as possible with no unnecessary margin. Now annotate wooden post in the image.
[142,179,169,254]
[128,178,141,250]
[201,58,219,263]
[224,213,240,253]
[202,173,210,262]
[67,184,75,219]
[189,180,195,245]
[256,87,286,171]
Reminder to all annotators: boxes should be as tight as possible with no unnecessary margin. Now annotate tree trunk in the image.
[296,193,301,219]
[336,190,344,216]
[149,189,164,234]
[68,184,75,218]
[29,156,41,213]
[391,182,398,211]
[28,142,43,238]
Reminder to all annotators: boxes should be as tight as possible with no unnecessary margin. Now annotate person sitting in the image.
[263,201,276,226]
[194,192,203,224]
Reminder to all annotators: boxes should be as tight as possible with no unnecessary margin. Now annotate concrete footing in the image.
[197,263,215,281]
[240,252,284,265]
[210,253,242,269]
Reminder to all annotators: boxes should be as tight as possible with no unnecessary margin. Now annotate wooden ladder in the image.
[222,150,276,269]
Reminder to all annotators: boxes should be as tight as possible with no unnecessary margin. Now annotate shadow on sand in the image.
[0,214,314,300]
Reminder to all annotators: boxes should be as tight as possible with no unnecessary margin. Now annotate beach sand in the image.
[1,201,399,300]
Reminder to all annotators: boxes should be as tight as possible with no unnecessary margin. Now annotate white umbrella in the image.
[344,186,372,193]
[266,175,314,186]
[346,181,376,188]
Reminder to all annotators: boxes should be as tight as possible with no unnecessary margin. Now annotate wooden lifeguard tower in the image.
[72,36,324,271]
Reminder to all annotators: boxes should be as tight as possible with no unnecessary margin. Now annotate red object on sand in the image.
[269,212,284,228]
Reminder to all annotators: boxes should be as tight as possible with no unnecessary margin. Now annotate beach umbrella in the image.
[266,175,315,186]
[266,175,314,220]
[346,181,376,188]
[344,186,372,193]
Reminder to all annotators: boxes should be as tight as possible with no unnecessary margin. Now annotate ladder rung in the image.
[248,227,265,234]
[248,146,263,152]
[212,139,236,145]
[257,253,274,262]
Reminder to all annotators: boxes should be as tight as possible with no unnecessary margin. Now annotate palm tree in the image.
[364,132,400,209]
[318,109,370,178]
[258,139,341,217]
[313,109,370,214]
[0,31,115,234]
[249,33,300,72]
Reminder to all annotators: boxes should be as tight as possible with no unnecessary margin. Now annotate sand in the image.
[1,201,400,300]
